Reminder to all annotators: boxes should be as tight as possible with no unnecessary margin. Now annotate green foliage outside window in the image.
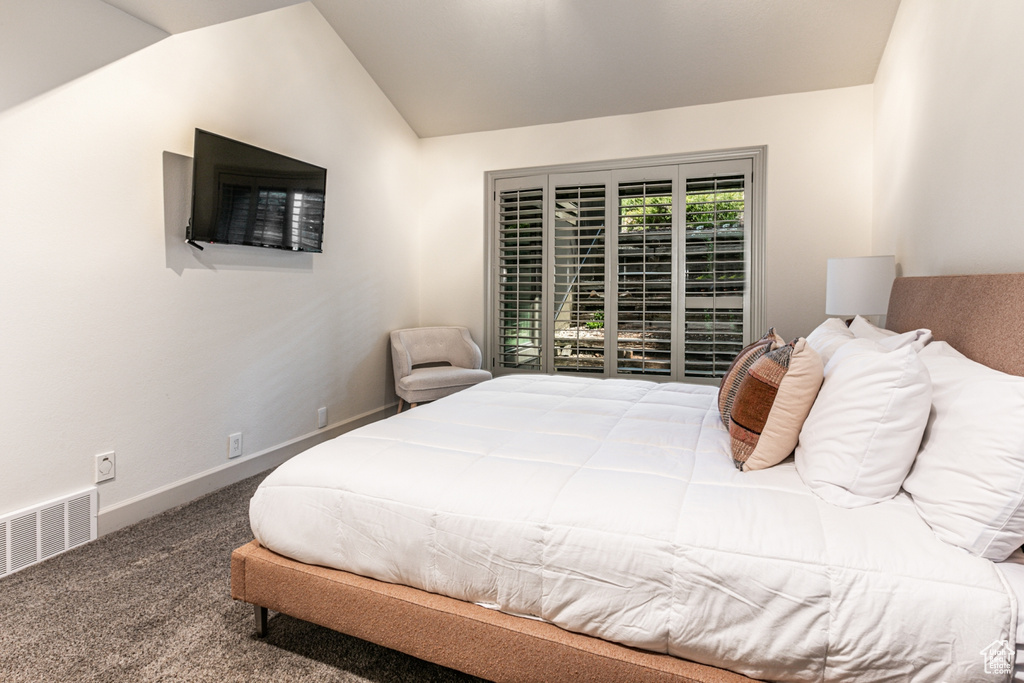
[619,195,671,232]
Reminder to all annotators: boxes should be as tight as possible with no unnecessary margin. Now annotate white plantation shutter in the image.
[615,178,674,376]
[486,150,763,382]
[683,166,751,378]
[552,183,607,373]
[495,180,545,370]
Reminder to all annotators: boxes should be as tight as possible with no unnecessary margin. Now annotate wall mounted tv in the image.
[187,129,326,252]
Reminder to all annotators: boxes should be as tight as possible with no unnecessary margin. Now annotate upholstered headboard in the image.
[886,273,1024,376]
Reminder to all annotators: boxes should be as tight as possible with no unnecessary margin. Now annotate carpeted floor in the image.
[0,472,486,682]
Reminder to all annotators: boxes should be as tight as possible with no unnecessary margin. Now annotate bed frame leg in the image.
[254,605,268,637]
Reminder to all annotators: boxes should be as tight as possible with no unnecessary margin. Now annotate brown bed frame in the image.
[231,273,1024,682]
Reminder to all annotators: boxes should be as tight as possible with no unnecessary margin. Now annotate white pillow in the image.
[805,318,855,366]
[849,315,932,352]
[796,338,932,508]
[902,342,1024,561]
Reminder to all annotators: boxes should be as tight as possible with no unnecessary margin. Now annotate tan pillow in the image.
[718,328,784,428]
[729,338,824,471]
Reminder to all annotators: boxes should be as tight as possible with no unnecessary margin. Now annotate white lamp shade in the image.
[826,256,896,317]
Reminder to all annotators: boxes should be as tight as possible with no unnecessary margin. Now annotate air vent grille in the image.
[1,488,96,578]
[10,514,37,573]
[68,495,93,548]
[40,504,65,560]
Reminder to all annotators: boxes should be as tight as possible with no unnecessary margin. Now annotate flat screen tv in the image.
[188,129,326,252]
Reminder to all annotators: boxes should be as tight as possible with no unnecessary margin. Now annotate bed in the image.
[232,273,1024,682]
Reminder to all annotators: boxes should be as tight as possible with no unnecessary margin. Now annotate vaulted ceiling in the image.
[3,0,901,137]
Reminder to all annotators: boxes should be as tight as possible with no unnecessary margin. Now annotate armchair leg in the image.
[397,397,405,413]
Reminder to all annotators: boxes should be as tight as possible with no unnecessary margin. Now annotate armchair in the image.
[390,327,492,412]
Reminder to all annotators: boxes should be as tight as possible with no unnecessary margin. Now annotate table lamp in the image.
[825,255,896,321]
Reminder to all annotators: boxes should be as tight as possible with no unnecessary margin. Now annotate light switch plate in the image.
[229,433,242,459]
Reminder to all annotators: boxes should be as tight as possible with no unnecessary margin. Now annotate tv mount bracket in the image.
[185,218,204,250]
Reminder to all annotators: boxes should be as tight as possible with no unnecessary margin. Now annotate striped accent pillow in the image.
[718,328,784,428]
[729,338,824,471]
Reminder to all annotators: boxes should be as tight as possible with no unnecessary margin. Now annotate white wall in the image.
[0,0,167,112]
[874,0,1024,275]
[0,4,419,520]
[417,86,874,345]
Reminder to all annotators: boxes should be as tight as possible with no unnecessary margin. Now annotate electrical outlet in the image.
[318,407,327,429]
[95,452,116,484]
[228,432,243,459]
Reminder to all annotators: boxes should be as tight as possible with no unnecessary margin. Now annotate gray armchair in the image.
[390,326,493,412]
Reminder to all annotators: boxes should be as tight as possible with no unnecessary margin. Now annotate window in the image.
[487,148,765,383]
[497,184,545,370]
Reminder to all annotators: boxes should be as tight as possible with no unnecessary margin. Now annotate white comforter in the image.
[250,375,1016,682]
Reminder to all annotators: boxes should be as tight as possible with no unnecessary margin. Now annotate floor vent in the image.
[1,488,97,578]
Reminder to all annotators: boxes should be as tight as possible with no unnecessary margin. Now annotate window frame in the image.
[484,146,766,384]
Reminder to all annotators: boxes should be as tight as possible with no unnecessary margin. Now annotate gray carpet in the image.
[0,472,486,682]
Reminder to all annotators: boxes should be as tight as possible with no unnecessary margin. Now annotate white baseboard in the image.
[97,403,396,536]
